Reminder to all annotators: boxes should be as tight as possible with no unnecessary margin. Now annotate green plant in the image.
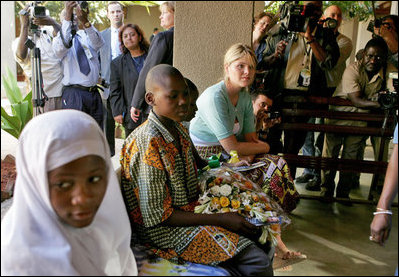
[1,67,33,139]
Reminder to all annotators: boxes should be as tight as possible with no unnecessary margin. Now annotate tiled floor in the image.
[2,130,397,276]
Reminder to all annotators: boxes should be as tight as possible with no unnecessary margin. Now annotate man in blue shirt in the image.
[53,1,105,127]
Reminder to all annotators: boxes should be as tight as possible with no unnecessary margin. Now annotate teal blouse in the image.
[189,81,255,143]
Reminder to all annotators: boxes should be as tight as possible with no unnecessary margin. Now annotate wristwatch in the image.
[84,22,91,28]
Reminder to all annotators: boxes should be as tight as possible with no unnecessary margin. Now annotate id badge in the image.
[297,68,311,87]
[83,44,93,59]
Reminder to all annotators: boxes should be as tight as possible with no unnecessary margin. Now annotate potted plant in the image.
[1,67,32,201]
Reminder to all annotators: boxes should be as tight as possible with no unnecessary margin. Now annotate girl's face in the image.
[122,27,141,51]
[159,5,174,29]
[225,55,256,88]
[151,75,189,122]
[48,155,108,228]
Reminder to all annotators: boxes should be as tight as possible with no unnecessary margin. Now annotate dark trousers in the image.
[219,243,274,276]
[102,98,115,156]
[62,86,103,128]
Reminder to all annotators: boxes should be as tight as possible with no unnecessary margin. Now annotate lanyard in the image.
[301,37,312,68]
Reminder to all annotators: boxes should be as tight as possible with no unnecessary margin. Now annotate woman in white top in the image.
[1,110,137,276]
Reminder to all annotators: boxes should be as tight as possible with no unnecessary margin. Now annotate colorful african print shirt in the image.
[120,111,253,266]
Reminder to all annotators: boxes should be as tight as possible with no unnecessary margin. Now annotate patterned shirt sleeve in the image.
[121,135,174,228]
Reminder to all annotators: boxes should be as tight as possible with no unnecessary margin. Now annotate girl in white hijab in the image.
[1,110,137,276]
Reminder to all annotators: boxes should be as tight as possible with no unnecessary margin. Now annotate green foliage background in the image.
[264,1,376,22]
[15,1,160,27]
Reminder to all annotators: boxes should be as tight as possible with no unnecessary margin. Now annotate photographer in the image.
[12,3,63,112]
[298,4,354,191]
[321,37,396,202]
[373,15,398,69]
[52,1,105,128]
[259,1,340,178]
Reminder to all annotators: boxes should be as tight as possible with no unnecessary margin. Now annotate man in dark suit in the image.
[130,1,175,123]
[99,1,124,156]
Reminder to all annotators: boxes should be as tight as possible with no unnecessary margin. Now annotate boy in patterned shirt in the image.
[120,64,274,275]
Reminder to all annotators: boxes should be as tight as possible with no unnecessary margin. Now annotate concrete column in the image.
[1,1,16,98]
[391,1,398,15]
[174,1,258,94]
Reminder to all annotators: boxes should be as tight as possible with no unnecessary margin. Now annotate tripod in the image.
[26,29,47,116]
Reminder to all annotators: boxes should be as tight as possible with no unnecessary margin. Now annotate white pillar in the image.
[391,1,398,15]
[1,1,16,98]
[174,1,257,94]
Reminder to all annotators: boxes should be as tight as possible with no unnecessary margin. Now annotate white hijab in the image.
[1,110,137,276]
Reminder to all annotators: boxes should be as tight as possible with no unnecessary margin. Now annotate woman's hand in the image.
[370,214,392,246]
[238,154,256,164]
[224,160,250,168]
[219,212,261,238]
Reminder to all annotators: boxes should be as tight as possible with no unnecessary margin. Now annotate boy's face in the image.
[151,75,189,122]
[48,155,107,228]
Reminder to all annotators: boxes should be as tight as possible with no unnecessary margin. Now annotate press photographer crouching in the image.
[12,2,63,113]
[52,1,105,128]
[321,37,397,202]
[258,1,340,177]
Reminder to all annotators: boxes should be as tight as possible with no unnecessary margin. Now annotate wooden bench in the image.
[276,95,396,203]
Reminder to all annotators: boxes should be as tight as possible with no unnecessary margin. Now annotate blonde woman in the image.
[190,43,302,260]
[190,43,299,213]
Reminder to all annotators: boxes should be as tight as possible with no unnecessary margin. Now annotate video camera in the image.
[367,18,383,33]
[378,72,398,110]
[278,1,321,33]
[77,1,89,13]
[266,111,281,119]
[19,1,47,33]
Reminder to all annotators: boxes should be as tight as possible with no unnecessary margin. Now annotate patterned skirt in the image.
[196,145,299,213]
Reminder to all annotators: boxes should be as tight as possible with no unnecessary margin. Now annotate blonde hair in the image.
[160,1,175,13]
[223,43,257,83]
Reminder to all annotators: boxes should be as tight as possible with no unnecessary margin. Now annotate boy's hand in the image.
[220,212,261,238]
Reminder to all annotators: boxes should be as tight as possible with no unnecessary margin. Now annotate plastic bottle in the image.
[228,150,240,163]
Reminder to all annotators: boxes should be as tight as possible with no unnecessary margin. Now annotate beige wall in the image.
[174,1,259,94]
[125,6,162,42]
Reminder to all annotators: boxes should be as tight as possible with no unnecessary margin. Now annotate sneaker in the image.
[295,173,314,183]
[305,179,321,191]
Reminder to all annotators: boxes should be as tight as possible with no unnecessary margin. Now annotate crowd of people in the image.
[2,0,398,276]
